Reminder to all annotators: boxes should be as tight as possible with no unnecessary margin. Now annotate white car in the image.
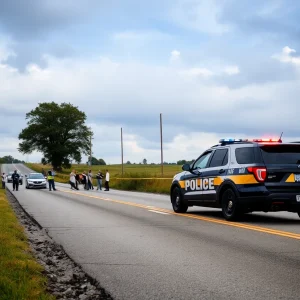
[25,173,47,189]
[7,171,23,185]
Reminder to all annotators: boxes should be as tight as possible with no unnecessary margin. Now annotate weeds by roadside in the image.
[0,187,54,300]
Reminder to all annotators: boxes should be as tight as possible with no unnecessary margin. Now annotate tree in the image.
[90,156,100,165]
[98,158,106,165]
[126,161,131,164]
[143,158,147,165]
[41,158,47,165]
[18,102,92,170]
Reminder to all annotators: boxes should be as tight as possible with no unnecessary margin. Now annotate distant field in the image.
[25,163,183,194]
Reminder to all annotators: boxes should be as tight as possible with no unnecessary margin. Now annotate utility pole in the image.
[89,128,93,166]
[121,127,124,175]
[160,113,163,176]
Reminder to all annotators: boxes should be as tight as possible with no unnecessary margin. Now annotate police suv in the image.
[170,138,300,221]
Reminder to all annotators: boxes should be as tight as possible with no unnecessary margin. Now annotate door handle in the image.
[219,169,225,174]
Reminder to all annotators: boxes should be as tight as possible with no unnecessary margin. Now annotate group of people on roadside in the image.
[69,169,110,191]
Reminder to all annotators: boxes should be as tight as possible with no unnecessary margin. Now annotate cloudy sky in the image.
[1,0,300,164]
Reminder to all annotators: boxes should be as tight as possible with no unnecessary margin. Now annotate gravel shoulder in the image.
[5,189,114,300]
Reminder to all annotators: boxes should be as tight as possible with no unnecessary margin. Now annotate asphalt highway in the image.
[2,164,300,300]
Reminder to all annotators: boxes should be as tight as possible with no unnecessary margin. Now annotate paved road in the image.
[2,164,300,300]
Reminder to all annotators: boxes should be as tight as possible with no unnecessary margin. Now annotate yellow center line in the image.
[58,188,300,240]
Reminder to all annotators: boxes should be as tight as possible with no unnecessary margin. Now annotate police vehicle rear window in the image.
[235,147,255,164]
[260,144,300,164]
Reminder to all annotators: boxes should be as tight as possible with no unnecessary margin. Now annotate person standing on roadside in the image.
[48,170,56,191]
[1,173,6,189]
[88,170,94,190]
[104,169,110,191]
[51,168,56,177]
[82,172,88,190]
[96,170,103,191]
[69,170,78,190]
[75,171,80,190]
[12,170,20,191]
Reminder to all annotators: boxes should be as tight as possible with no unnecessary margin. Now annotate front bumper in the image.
[238,192,300,212]
[27,183,47,189]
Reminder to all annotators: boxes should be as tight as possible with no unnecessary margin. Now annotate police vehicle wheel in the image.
[221,188,240,221]
[171,187,188,213]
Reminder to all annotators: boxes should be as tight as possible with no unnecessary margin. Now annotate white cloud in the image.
[170,0,230,34]
[1,44,300,163]
[272,46,300,66]
[223,65,240,75]
[112,30,171,43]
[179,67,214,78]
[170,49,181,62]
[0,45,14,63]
[178,65,239,79]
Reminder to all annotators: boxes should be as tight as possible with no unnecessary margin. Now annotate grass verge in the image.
[0,187,54,300]
[26,163,178,194]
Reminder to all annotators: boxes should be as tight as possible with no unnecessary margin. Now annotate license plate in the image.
[295,174,300,182]
[297,195,300,202]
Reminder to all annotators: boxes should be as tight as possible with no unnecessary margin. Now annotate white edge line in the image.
[148,210,170,215]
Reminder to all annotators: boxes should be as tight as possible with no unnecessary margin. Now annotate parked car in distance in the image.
[6,171,23,185]
[25,173,47,189]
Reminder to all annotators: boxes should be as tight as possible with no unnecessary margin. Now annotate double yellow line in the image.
[59,189,300,241]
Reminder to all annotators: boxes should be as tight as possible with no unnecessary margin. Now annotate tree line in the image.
[126,159,195,165]
[0,155,25,164]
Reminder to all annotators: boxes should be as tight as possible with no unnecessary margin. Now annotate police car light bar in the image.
[219,138,248,144]
[252,138,282,143]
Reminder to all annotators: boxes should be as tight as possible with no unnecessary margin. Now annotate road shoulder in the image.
[3,186,114,300]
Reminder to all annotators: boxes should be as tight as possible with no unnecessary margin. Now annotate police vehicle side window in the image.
[235,147,255,164]
[209,149,228,168]
[192,151,212,169]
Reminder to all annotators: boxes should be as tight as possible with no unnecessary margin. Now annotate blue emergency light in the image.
[219,138,248,144]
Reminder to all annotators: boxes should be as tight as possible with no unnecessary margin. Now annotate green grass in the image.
[26,163,183,194]
[0,185,55,300]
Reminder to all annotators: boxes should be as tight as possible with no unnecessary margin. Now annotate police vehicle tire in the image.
[221,188,240,221]
[171,187,188,213]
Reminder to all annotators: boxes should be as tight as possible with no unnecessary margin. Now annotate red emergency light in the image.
[252,138,282,143]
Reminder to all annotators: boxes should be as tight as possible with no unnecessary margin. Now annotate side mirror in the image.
[182,163,191,171]
[25,175,27,177]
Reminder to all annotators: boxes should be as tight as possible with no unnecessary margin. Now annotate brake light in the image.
[247,167,267,182]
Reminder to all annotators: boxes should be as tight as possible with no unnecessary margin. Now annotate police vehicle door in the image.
[200,148,229,203]
[183,150,213,202]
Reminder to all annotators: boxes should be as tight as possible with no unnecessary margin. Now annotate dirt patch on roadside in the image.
[6,189,114,300]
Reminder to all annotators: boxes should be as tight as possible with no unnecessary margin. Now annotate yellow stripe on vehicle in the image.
[214,177,224,186]
[228,175,258,185]
[179,181,185,188]
[286,174,294,183]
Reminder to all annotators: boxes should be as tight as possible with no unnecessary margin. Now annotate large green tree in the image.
[18,102,92,170]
